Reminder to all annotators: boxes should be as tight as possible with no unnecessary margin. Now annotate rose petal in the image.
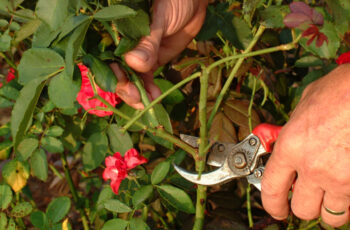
[316,33,328,47]
[336,51,350,65]
[124,148,148,170]
[6,68,15,82]
[289,2,313,16]
[302,25,319,37]
[110,179,123,195]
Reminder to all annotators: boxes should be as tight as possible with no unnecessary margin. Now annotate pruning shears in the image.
[174,124,282,190]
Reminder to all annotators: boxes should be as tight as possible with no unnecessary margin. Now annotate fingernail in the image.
[130,49,149,62]
[271,215,287,220]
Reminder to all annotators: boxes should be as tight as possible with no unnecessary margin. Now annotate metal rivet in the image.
[233,153,247,169]
[254,169,263,178]
[249,138,257,146]
[218,144,225,152]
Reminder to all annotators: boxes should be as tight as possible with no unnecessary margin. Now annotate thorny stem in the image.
[60,152,90,230]
[193,67,210,230]
[247,77,257,228]
[123,72,201,132]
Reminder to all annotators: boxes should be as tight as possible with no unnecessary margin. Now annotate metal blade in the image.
[173,163,235,186]
[180,134,199,148]
[246,166,264,191]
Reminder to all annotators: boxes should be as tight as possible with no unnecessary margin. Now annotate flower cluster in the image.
[284,2,328,47]
[76,64,121,117]
[0,68,16,88]
[103,148,147,194]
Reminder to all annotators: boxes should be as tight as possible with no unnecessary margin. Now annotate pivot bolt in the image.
[233,153,247,169]
[249,138,257,146]
[254,168,263,178]
[218,144,225,152]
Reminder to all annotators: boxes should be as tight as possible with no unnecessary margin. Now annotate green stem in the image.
[96,95,197,157]
[246,184,253,228]
[193,67,210,230]
[60,152,90,230]
[299,218,321,230]
[0,52,17,70]
[207,25,266,129]
[123,72,201,132]
[150,207,170,230]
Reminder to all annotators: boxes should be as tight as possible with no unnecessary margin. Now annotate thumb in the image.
[124,24,163,73]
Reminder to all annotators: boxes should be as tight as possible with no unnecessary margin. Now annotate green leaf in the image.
[151,161,170,185]
[65,19,91,77]
[259,5,289,28]
[48,71,79,109]
[0,19,8,27]
[9,22,20,31]
[157,185,195,213]
[0,184,12,210]
[0,212,7,230]
[11,202,32,218]
[0,85,19,101]
[0,97,13,108]
[41,136,64,153]
[32,22,61,48]
[30,211,48,230]
[295,55,323,68]
[35,0,69,30]
[114,37,138,56]
[58,14,90,41]
[0,30,11,52]
[115,9,150,40]
[115,103,144,132]
[154,79,185,105]
[132,185,153,207]
[94,5,136,21]
[31,149,48,181]
[104,199,132,213]
[243,0,263,26]
[18,48,65,85]
[16,137,38,161]
[96,187,114,211]
[7,218,16,230]
[46,126,64,137]
[2,160,30,193]
[82,132,108,171]
[0,140,12,160]
[102,219,128,230]
[46,196,71,223]
[107,124,133,155]
[11,78,46,150]
[82,54,117,92]
[129,218,150,230]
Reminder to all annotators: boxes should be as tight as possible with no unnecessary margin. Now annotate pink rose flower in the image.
[76,64,121,117]
[103,148,148,194]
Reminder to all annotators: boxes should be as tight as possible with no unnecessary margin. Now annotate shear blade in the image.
[173,164,234,186]
[180,134,199,148]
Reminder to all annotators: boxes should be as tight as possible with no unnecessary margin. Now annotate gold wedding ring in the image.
[323,204,346,216]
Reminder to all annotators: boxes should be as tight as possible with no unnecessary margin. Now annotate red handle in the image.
[252,123,282,152]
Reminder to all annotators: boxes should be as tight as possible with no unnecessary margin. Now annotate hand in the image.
[111,0,208,109]
[261,63,350,227]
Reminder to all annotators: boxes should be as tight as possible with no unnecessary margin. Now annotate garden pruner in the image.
[174,124,282,191]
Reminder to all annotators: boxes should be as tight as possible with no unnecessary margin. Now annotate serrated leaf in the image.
[46,197,71,223]
[107,124,133,155]
[157,185,195,213]
[2,159,30,193]
[11,78,46,150]
[132,185,153,207]
[114,9,150,40]
[16,137,38,161]
[129,218,150,230]
[46,126,64,137]
[58,14,89,41]
[36,0,68,30]
[18,48,65,85]
[94,5,136,21]
[102,218,128,230]
[243,0,263,26]
[82,132,108,171]
[14,18,41,43]
[48,71,79,109]
[0,184,12,210]
[154,79,185,104]
[42,136,64,153]
[0,85,19,101]
[31,149,48,181]
[260,5,289,28]
[97,187,114,211]
[82,54,117,92]
[11,202,32,218]
[32,22,61,48]
[104,199,132,213]
[114,37,138,56]
[151,161,170,185]
[0,30,11,52]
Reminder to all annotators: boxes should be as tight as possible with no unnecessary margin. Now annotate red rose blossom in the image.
[103,148,147,194]
[76,64,121,117]
[6,68,15,82]
[336,51,350,65]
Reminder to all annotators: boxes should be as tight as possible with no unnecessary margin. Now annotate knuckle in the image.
[322,216,349,228]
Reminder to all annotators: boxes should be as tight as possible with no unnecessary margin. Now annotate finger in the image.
[141,72,162,100]
[322,193,350,227]
[261,147,296,219]
[157,0,208,65]
[290,176,323,220]
[110,63,144,110]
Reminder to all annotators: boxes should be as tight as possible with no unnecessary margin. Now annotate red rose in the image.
[6,68,15,82]
[336,51,350,65]
[76,64,121,117]
[103,148,147,194]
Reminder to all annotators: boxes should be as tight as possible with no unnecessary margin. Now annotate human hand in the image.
[261,64,350,227]
[110,0,208,109]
